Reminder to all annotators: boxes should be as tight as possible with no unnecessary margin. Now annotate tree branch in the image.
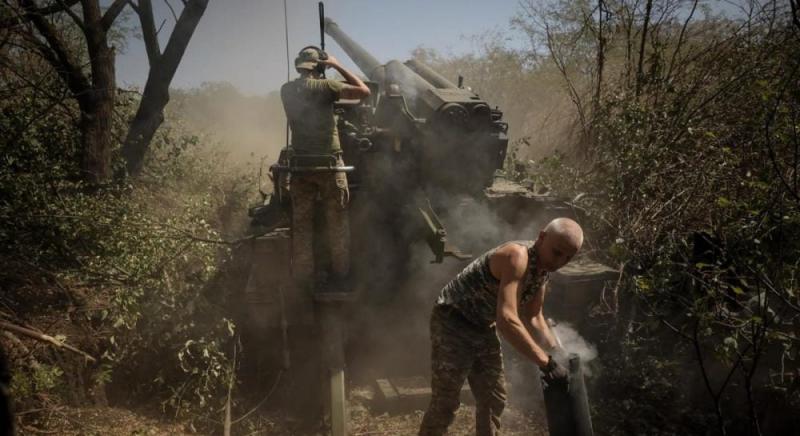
[126,0,139,13]
[100,0,128,30]
[19,0,91,105]
[55,0,86,31]
[136,0,161,65]
[764,60,800,205]
[163,0,178,21]
[691,320,728,435]
[543,20,588,137]
[0,0,80,29]
[121,0,209,176]
[636,0,654,96]
[665,0,698,83]
[0,321,97,363]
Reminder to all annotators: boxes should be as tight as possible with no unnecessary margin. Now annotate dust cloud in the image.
[166,82,287,165]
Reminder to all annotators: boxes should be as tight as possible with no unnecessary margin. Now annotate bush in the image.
[522,2,800,434]
[1,78,255,429]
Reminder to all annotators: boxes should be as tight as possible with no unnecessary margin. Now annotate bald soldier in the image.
[419,218,584,436]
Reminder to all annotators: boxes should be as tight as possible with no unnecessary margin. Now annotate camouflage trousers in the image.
[420,305,507,436]
[290,165,350,284]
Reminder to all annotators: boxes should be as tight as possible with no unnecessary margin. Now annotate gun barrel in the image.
[405,59,458,89]
[385,60,434,96]
[324,18,384,83]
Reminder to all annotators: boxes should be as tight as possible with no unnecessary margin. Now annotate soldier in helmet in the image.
[419,217,584,436]
[280,47,370,289]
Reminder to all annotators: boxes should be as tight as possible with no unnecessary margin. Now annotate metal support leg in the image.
[318,303,347,436]
[330,367,346,436]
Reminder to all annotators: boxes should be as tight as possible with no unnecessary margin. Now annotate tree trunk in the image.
[636,0,654,97]
[78,43,115,184]
[80,0,116,184]
[593,0,605,115]
[122,83,168,176]
[78,102,112,184]
[121,0,209,177]
[19,0,116,184]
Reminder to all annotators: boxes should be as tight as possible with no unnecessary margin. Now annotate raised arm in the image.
[319,55,371,100]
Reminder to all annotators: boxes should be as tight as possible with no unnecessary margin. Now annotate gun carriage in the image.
[233,16,595,436]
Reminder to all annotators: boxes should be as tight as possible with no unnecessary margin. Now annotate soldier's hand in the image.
[540,355,569,386]
[318,55,340,69]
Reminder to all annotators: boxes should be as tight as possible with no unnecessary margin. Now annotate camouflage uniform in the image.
[280,75,350,284]
[420,241,549,436]
[289,164,350,282]
[420,305,507,436]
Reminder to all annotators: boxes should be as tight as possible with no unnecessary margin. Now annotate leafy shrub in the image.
[1,78,255,428]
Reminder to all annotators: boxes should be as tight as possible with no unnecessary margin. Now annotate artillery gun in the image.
[233,15,600,436]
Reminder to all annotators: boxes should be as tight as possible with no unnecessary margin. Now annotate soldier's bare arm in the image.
[491,244,551,368]
[521,284,560,351]
[319,55,370,100]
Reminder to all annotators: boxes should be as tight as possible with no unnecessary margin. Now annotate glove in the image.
[540,355,569,385]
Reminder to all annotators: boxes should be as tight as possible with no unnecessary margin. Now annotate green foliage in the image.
[1,74,254,426]
[593,342,714,435]
[0,6,255,431]
[9,364,64,401]
[503,0,800,433]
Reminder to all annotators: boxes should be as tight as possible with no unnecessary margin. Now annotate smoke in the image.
[439,194,543,252]
[502,322,598,411]
[551,322,598,371]
[346,187,560,383]
[384,60,424,104]
[344,189,547,383]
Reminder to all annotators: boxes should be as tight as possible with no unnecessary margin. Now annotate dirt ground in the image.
[15,406,189,435]
[20,382,550,435]
[348,399,549,436]
[239,387,550,436]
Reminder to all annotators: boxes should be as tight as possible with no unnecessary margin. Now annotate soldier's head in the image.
[295,46,324,76]
[536,217,583,272]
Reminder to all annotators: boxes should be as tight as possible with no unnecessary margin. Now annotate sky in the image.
[114,0,531,95]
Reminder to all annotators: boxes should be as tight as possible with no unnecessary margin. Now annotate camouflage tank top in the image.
[435,240,549,327]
